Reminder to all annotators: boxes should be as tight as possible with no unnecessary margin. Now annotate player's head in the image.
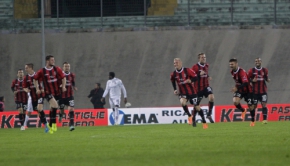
[46,55,55,67]
[17,69,24,79]
[198,53,206,64]
[255,57,262,68]
[109,72,115,79]
[229,58,238,70]
[63,62,70,73]
[25,63,34,73]
[173,58,182,70]
[95,83,100,89]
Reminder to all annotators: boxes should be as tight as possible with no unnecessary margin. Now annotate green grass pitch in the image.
[1,122,289,166]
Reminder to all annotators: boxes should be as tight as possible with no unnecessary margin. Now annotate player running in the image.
[34,55,66,134]
[248,58,270,124]
[59,62,77,131]
[191,53,215,123]
[11,69,28,130]
[170,58,208,129]
[229,58,256,126]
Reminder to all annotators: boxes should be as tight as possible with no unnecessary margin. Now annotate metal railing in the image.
[1,0,290,30]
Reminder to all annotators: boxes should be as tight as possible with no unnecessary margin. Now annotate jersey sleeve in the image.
[56,67,65,79]
[102,80,110,98]
[247,69,253,80]
[240,70,249,83]
[170,72,175,82]
[72,73,76,86]
[264,68,269,80]
[119,80,127,98]
[188,68,197,78]
[23,77,28,88]
[34,69,43,80]
[191,65,198,73]
[11,80,16,91]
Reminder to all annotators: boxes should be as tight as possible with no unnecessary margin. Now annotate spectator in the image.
[0,96,5,112]
[88,83,105,109]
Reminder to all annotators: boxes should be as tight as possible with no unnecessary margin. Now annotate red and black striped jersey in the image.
[34,66,65,96]
[248,67,268,94]
[23,72,45,102]
[61,72,75,98]
[231,67,252,94]
[170,67,197,95]
[11,79,28,103]
[192,62,210,92]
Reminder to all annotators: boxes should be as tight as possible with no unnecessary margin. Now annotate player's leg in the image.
[59,98,65,123]
[191,96,202,127]
[68,97,75,131]
[37,97,48,131]
[261,94,268,124]
[113,98,121,125]
[17,102,25,130]
[206,87,215,120]
[47,95,59,133]
[246,94,256,126]
[179,95,192,125]
[190,95,207,129]
[233,92,246,120]
[109,98,116,125]
[24,99,34,128]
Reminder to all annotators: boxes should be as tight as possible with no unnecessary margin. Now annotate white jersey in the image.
[102,77,127,99]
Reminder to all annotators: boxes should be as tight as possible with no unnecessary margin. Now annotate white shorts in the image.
[109,97,121,108]
[27,96,33,112]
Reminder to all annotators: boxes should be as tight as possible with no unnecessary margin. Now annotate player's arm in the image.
[57,67,66,92]
[22,77,30,93]
[237,71,249,90]
[101,81,110,102]
[11,80,18,95]
[170,73,178,95]
[187,69,198,83]
[264,68,270,82]
[248,69,256,83]
[72,73,77,91]
[120,80,127,104]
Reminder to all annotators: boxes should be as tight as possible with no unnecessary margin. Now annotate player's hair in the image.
[18,69,23,72]
[198,53,205,58]
[63,62,69,65]
[46,55,54,61]
[25,63,34,69]
[229,58,238,63]
[96,83,101,87]
[255,57,262,61]
[0,96,4,101]
[174,58,181,62]
[109,72,115,78]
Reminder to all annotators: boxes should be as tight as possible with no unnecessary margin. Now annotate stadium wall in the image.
[0,28,290,110]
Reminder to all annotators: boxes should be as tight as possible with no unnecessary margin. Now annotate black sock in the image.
[235,103,245,112]
[51,108,57,123]
[69,111,74,126]
[182,105,191,117]
[39,110,47,124]
[19,113,24,126]
[250,109,255,122]
[262,107,268,120]
[49,111,52,127]
[197,109,206,123]
[192,109,197,122]
[208,101,214,116]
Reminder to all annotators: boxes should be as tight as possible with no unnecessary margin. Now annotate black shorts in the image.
[59,96,75,109]
[45,94,61,103]
[179,94,198,105]
[38,97,44,104]
[32,101,38,111]
[197,87,213,105]
[253,93,267,105]
[15,101,27,110]
[233,92,253,105]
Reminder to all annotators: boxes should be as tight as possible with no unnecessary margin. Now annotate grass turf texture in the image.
[1,122,289,166]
